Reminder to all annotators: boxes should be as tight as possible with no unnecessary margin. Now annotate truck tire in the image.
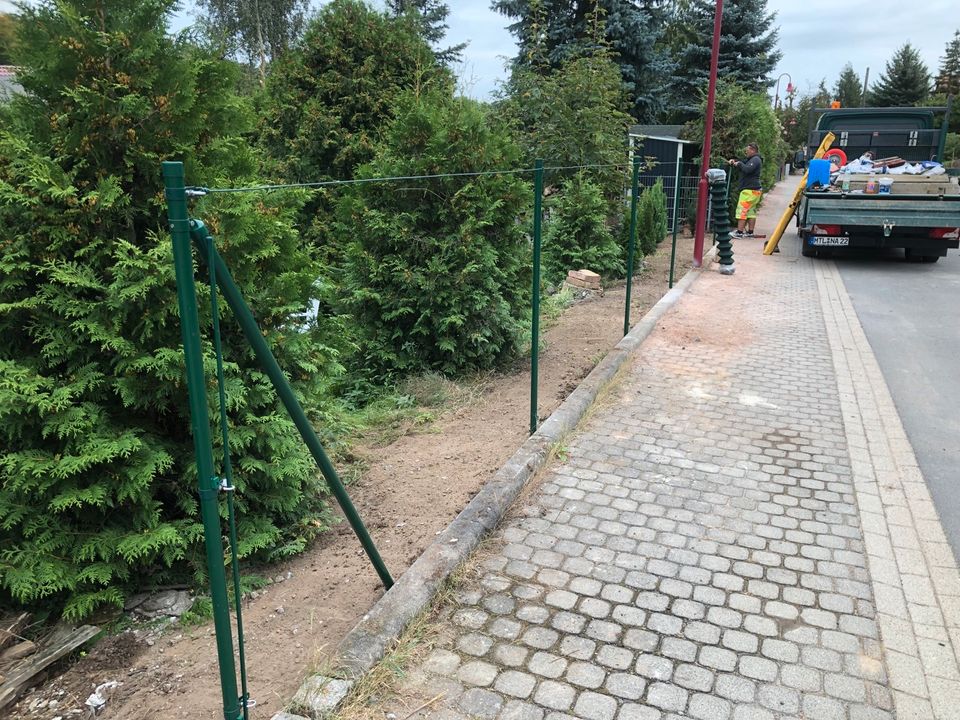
[922,255,941,263]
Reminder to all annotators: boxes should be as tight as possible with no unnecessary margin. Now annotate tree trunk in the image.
[254,0,267,86]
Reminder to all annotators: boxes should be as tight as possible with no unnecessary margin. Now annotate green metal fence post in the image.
[669,152,682,289]
[668,187,680,288]
[162,161,241,720]
[530,159,544,436]
[206,235,251,720]
[623,156,640,336]
[189,222,394,590]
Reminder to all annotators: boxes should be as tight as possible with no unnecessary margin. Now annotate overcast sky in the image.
[444,0,960,100]
[2,0,957,102]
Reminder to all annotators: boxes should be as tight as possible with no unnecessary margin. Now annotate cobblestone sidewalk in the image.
[374,185,960,720]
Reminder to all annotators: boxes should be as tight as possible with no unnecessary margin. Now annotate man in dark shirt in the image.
[728,143,762,238]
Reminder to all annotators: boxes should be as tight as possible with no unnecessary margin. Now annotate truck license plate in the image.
[809,236,849,247]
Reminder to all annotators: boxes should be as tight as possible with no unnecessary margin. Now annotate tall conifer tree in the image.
[0,0,337,618]
[672,0,781,119]
[834,64,863,108]
[260,0,444,184]
[386,0,465,63]
[935,29,960,96]
[493,0,674,121]
[869,43,931,107]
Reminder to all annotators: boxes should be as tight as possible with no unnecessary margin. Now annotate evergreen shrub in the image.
[0,0,340,619]
[637,179,669,256]
[544,173,624,283]
[338,87,529,379]
[257,0,447,266]
[685,82,787,201]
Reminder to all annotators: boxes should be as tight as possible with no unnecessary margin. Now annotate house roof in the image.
[628,124,694,143]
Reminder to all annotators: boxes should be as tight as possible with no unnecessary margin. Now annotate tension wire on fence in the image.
[185,162,641,197]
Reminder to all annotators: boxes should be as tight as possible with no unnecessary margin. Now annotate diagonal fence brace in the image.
[187,223,393,591]
[163,160,393,720]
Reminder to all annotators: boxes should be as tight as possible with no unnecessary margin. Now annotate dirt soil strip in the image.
[8,235,702,720]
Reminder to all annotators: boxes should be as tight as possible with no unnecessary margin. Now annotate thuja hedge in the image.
[0,0,343,619]
[337,87,531,378]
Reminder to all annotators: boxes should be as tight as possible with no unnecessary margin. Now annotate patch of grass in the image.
[553,442,569,463]
[337,372,487,451]
[542,286,574,325]
[518,286,578,357]
[326,541,498,720]
[325,605,441,720]
[179,596,213,628]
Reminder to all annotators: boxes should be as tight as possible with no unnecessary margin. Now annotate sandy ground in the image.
[7,233,697,720]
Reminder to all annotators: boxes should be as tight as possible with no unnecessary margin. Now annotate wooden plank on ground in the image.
[0,625,99,711]
[0,641,37,664]
[0,614,30,654]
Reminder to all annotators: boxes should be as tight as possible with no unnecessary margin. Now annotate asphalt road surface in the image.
[836,248,960,561]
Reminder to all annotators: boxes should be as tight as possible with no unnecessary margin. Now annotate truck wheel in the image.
[922,255,941,264]
[904,249,922,263]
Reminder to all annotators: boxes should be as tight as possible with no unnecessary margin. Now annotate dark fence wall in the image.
[631,136,701,231]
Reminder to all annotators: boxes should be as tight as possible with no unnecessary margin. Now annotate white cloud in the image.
[768,0,959,99]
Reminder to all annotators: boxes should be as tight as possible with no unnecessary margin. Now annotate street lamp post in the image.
[774,73,793,109]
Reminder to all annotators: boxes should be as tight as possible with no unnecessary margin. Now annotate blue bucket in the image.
[807,159,831,188]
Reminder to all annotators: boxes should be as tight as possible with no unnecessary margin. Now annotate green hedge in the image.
[544,173,624,283]
[637,179,669,256]
[0,0,340,620]
[338,88,530,379]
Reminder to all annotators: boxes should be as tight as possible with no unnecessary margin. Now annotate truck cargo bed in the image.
[804,194,960,229]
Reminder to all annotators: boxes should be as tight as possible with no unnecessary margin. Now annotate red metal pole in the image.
[692,0,724,268]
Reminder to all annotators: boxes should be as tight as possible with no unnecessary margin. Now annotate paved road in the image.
[837,250,960,561]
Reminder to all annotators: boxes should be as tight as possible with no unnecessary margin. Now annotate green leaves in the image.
[492,0,673,121]
[0,0,338,619]
[544,172,624,283]
[338,89,529,379]
[686,82,787,199]
[671,0,782,121]
[259,0,446,186]
[501,53,630,204]
[637,179,669,257]
[869,43,932,108]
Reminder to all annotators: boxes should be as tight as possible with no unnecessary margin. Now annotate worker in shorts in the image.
[728,143,762,238]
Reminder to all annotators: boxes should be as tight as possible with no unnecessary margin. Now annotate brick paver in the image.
[378,185,960,720]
